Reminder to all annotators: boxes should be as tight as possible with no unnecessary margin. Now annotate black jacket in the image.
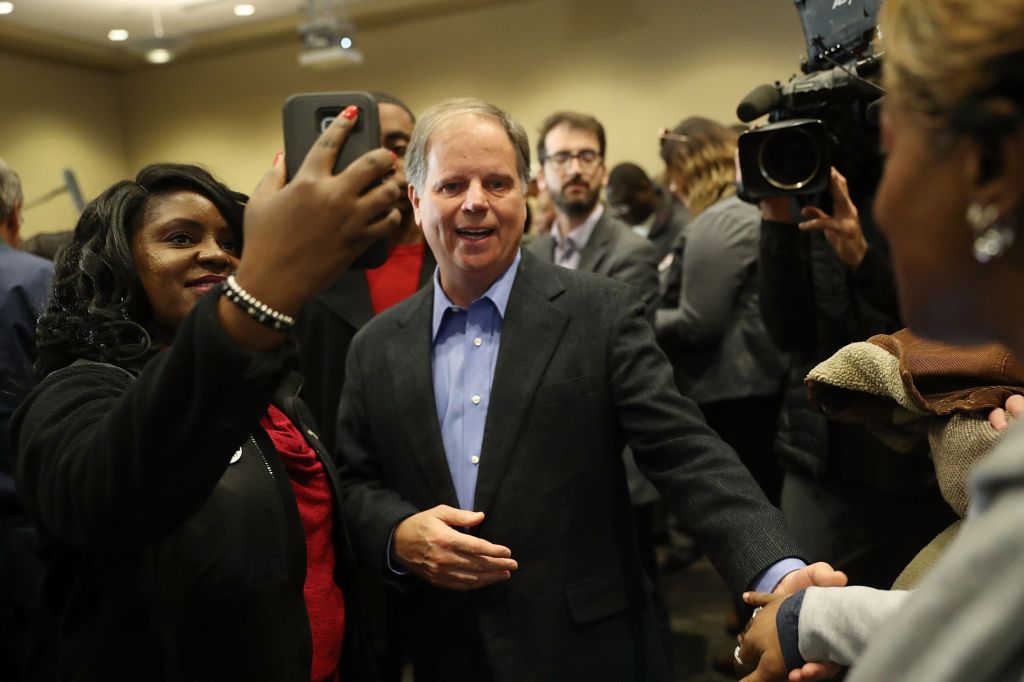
[758,218,932,489]
[12,292,377,682]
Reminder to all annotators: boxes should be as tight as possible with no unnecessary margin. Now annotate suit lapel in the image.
[577,212,614,273]
[473,252,569,513]
[387,286,460,507]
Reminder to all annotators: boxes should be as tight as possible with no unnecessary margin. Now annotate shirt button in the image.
[471,395,481,405]
[473,337,482,347]
[470,455,480,465]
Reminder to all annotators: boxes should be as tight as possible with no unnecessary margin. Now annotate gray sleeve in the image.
[846,485,1024,682]
[798,586,909,666]
[655,202,757,350]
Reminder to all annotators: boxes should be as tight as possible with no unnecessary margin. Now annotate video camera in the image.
[736,0,884,200]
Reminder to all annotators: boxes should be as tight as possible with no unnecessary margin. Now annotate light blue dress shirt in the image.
[431,250,520,510]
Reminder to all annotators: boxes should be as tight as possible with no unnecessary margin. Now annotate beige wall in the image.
[0,52,130,238]
[5,0,807,238]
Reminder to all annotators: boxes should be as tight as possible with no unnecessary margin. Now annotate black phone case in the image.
[282,91,388,269]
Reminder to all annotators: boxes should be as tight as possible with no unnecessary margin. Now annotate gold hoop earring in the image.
[968,201,1015,263]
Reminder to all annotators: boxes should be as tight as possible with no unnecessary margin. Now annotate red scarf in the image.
[261,405,345,682]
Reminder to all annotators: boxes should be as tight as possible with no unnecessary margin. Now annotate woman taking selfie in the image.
[12,108,401,681]
[735,0,1024,680]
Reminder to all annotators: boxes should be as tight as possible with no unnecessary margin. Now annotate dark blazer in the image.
[294,248,435,452]
[527,208,660,322]
[337,250,803,682]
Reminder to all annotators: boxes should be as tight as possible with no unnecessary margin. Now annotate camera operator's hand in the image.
[797,168,868,270]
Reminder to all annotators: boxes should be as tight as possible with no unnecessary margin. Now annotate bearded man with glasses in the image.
[527,111,660,322]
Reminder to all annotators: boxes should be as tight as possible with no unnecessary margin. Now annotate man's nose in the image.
[462,181,488,212]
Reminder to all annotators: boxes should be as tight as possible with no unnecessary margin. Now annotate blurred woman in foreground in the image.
[735,0,1024,680]
[12,108,401,681]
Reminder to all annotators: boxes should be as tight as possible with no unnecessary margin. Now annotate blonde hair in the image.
[660,117,738,217]
[882,0,1024,127]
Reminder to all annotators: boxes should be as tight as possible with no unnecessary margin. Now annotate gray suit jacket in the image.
[336,250,802,682]
[527,209,660,323]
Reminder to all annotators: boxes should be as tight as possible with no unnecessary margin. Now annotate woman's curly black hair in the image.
[34,163,247,377]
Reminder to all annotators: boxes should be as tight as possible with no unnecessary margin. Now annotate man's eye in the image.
[390,146,408,159]
[221,240,239,254]
[169,233,193,245]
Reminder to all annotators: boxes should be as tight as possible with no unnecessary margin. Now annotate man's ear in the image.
[409,184,422,225]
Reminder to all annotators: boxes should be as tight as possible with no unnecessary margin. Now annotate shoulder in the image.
[525,231,553,256]
[688,196,760,243]
[520,252,642,320]
[598,214,657,259]
[0,248,53,287]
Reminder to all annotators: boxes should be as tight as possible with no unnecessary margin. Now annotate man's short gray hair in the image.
[0,157,24,223]
[405,98,531,195]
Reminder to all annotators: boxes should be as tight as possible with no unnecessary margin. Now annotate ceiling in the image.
[0,0,503,70]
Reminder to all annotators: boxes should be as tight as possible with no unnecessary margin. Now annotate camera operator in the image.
[757,165,956,589]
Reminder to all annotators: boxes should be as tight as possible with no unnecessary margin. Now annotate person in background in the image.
[527,111,660,321]
[759,165,955,589]
[606,161,690,262]
[0,157,57,682]
[12,107,402,681]
[657,117,787,505]
[295,92,434,454]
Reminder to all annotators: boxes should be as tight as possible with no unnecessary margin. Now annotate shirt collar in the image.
[551,203,604,252]
[431,249,521,341]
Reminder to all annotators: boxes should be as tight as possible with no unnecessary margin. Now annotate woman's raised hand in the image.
[238,105,403,316]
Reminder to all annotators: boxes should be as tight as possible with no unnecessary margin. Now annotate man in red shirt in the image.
[296,93,435,452]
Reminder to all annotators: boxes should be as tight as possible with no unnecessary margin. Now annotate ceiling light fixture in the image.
[108,29,130,42]
[124,7,189,65]
[298,0,363,68]
[234,4,256,17]
[0,2,14,15]
[145,48,173,64]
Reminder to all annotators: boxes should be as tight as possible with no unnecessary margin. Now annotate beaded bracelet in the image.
[222,275,296,333]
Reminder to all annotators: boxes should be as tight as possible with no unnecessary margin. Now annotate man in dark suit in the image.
[336,98,845,682]
[295,93,434,451]
[526,112,660,321]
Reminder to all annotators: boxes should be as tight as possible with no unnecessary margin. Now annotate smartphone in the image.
[282,91,388,269]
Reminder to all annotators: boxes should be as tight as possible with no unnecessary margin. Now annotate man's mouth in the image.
[455,227,496,241]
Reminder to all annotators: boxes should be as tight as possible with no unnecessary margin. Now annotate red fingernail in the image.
[272,150,283,165]
[389,150,398,162]
[341,105,358,120]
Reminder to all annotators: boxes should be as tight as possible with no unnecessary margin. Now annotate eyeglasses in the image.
[543,149,602,170]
